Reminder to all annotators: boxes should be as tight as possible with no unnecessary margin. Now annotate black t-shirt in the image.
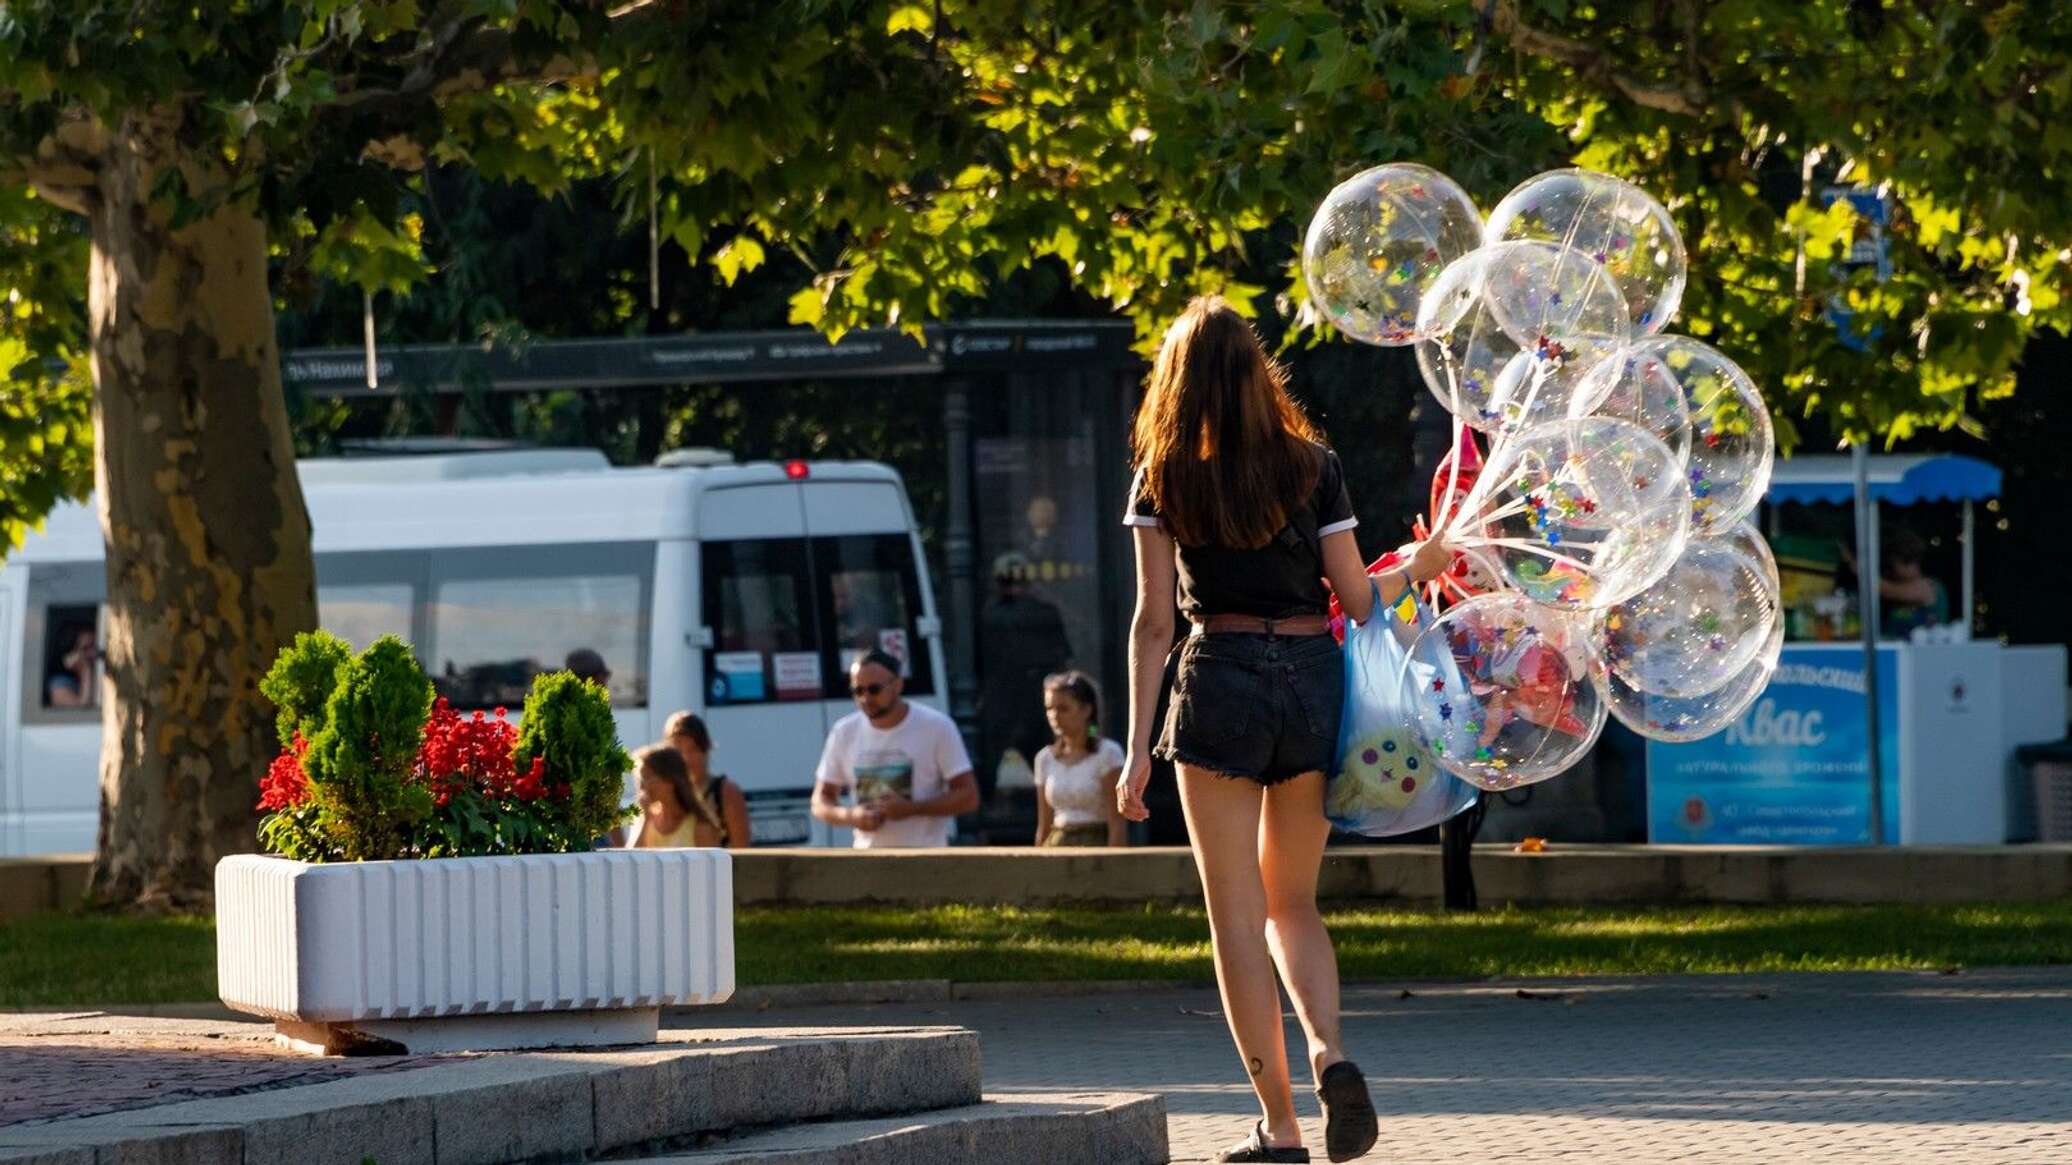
[1125,444,1358,620]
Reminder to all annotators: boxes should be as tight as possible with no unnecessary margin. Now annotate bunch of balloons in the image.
[1303,164,1783,792]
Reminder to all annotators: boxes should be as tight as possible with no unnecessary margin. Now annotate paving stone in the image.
[720,968,2072,1164]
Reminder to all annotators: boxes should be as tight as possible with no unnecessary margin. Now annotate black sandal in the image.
[1214,1119,1311,1163]
[1316,1060,1379,1162]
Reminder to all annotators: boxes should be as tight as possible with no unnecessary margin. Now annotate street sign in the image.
[1820,185,1892,352]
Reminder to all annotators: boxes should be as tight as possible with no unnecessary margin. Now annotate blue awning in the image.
[1767,454,2002,505]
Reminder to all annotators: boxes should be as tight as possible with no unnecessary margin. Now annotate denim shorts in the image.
[1157,631,1345,786]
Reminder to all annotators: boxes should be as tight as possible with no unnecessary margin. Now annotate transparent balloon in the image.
[1597,522,1782,699]
[1485,169,1686,334]
[1450,416,1691,609]
[1478,239,1632,352]
[1681,343,1774,534]
[1576,336,1771,534]
[1415,250,1622,433]
[1403,593,1607,791]
[1303,164,1483,346]
[1595,619,1783,742]
[1570,341,1693,465]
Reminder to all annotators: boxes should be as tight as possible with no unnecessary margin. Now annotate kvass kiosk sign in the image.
[1647,645,1901,844]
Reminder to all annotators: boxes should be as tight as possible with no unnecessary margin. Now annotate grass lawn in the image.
[3,901,2069,1008]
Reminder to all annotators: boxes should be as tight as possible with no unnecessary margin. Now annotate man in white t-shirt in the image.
[811,649,977,848]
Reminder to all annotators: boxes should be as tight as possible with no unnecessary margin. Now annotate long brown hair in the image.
[636,743,723,836]
[1131,297,1322,548]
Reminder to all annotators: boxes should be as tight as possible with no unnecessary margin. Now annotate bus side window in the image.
[425,545,652,710]
[811,534,934,697]
[317,582,415,651]
[41,604,102,711]
[700,538,817,705]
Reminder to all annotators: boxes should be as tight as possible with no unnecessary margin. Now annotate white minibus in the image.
[0,448,946,855]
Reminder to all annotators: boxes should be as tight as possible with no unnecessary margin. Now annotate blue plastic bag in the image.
[1326,582,1479,836]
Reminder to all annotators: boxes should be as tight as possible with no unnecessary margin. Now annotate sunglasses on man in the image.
[850,682,889,698]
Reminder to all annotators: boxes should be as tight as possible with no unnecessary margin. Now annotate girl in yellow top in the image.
[627,744,724,848]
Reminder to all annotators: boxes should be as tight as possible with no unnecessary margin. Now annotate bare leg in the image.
[1178,765,1302,1149]
[1260,770,1345,1084]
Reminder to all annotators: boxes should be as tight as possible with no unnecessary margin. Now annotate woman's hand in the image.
[1116,751,1152,822]
[1408,538,1455,586]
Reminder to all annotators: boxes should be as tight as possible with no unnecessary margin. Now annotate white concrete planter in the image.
[215,849,733,1054]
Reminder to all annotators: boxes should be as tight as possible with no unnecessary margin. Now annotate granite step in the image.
[0,1026,979,1165]
[628,1091,1167,1164]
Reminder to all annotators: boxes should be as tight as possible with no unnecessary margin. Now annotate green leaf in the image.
[712,235,766,287]
[885,5,932,35]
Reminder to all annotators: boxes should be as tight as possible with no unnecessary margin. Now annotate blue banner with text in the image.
[1647,646,1901,844]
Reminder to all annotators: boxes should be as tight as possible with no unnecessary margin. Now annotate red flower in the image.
[512,757,549,802]
[258,733,311,811]
[413,698,538,804]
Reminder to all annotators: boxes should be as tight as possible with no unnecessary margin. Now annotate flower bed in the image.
[254,632,632,860]
[218,632,731,1055]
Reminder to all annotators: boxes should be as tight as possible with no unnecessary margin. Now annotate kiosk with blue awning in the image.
[1647,453,2067,845]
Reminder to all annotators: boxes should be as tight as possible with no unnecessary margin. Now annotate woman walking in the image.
[1116,297,1450,1163]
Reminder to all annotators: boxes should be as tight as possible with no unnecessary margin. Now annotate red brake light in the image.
[784,459,810,480]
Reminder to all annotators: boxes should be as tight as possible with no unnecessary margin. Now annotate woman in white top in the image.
[1033,670,1128,847]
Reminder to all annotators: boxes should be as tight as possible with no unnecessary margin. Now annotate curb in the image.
[701,978,1211,1013]
[0,1028,982,1165]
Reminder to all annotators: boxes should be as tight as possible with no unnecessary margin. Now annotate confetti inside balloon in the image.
[1575,336,1771,534]
[1682,346,1774,535]
[1403,593,1607,791]
[1458,416,1691,609]
[1477,239,1632,352]
[1596,522,1781,699]
[1415,248,1623,433]
[1485,168,1686,335]
[1303,163,1483,346]
[1570,342,1693,465]
[1595,618,1783,742]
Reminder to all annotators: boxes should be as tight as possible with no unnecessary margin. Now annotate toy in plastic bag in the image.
[1327,582,1480,836]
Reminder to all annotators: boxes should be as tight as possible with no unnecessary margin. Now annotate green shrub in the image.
[301,636,434,860]
[514,671,634,847]
[255,637,633,861]
[257,630,351,748]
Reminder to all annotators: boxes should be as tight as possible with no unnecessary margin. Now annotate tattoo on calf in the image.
[1249,1056,1264,1077]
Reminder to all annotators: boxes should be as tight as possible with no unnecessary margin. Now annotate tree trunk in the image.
[83,115,317,912]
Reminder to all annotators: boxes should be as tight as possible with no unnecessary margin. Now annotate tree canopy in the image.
[9,4,2069,536]
[4,2,2070,903]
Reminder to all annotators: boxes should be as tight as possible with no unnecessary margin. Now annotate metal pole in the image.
[1961,499,1976,637]
[362,289,378,390]
[1852,445,1885,844]
[648,147,661,313]
[941,380,981,752]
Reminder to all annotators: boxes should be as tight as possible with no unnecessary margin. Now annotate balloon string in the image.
[1432,356,1468,540]
[1470,496,1536,527]
[1446,537,1601,576]
[1506,354,1553,428]
[1442,452,1536,533]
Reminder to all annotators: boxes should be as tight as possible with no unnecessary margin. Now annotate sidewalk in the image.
[7,969,2070,1161]
[726,968,2072,1163]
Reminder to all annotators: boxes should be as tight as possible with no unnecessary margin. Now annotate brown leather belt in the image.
[1189,613,1333,637]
